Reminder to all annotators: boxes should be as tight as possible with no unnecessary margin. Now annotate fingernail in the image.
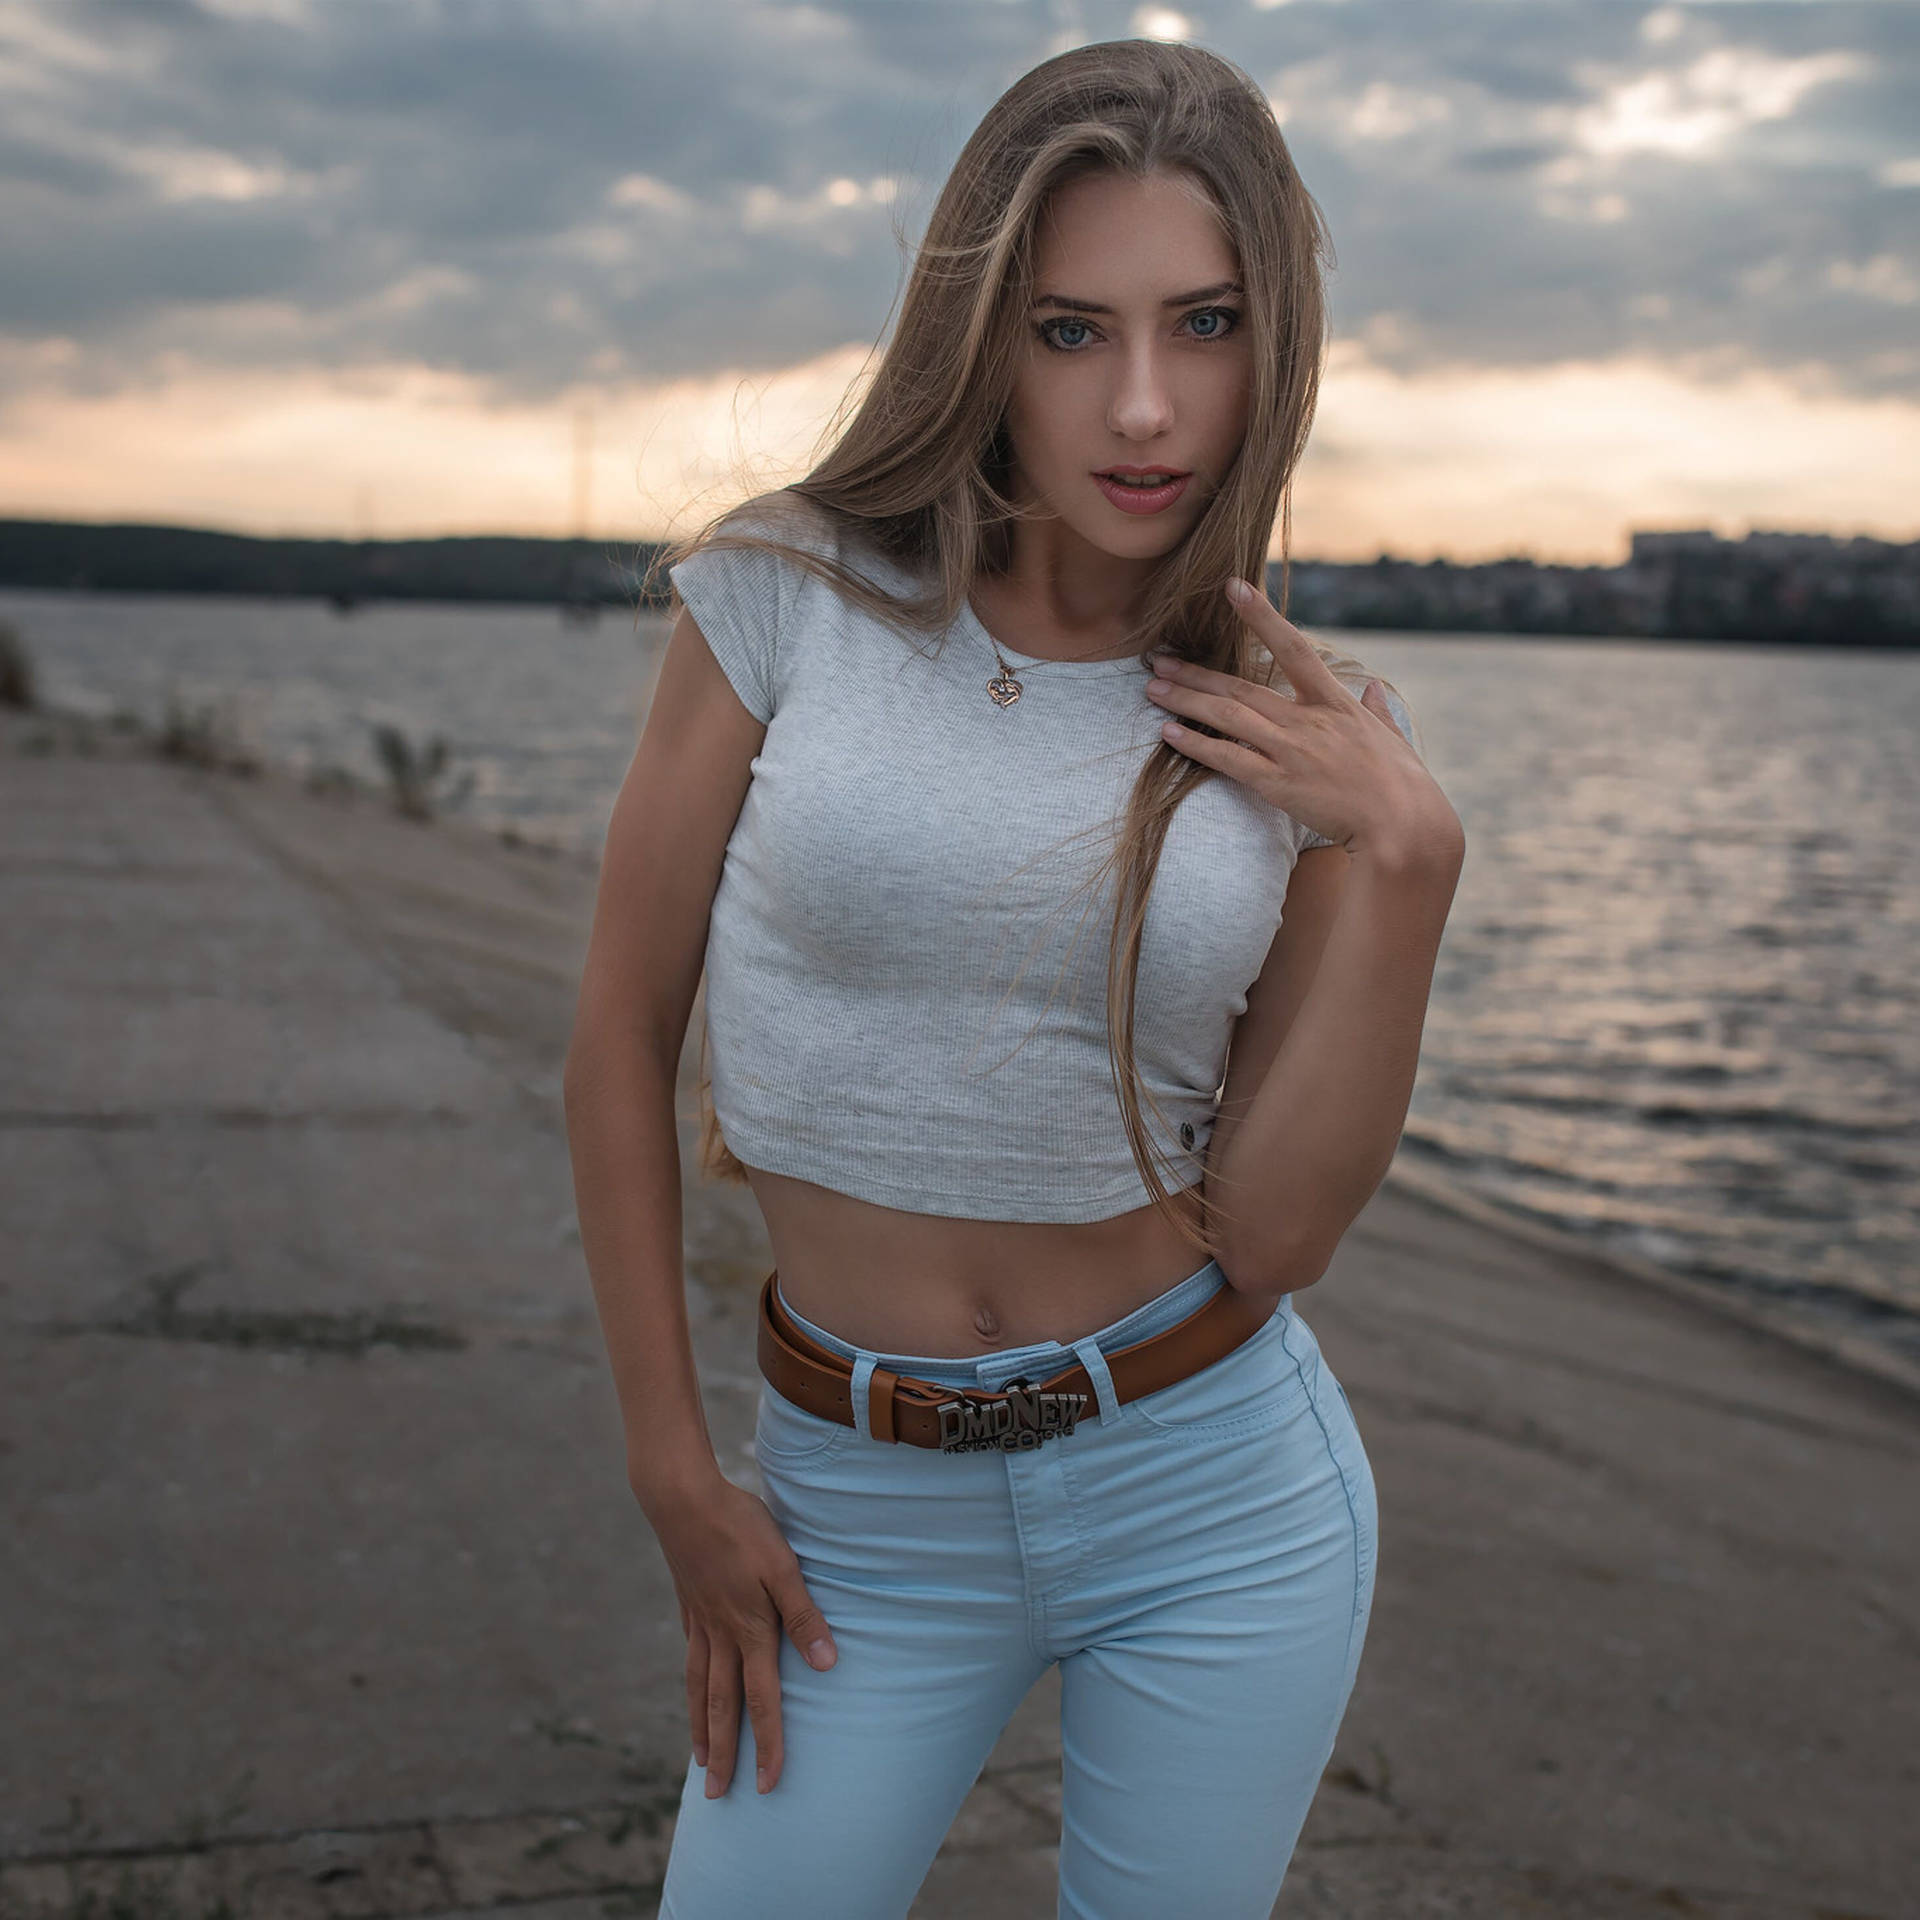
[808,1639,836,1669]
[1225,578,1251,603]
[757,1768,771,1793]
[705,1773,723,1798]
[694,1744,707,1768]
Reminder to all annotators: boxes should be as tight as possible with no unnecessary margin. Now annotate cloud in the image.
[0,337,885,540]
[1569,44,1866,157]
[0,0,1914,544]
[0,0,953,405]
[1259,3,1918,400]
[1299,339,1920,563]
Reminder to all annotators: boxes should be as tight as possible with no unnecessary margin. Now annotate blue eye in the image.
[1039,317,1097,351]
[1036,307,1242,353]
[1186,306,1237,340]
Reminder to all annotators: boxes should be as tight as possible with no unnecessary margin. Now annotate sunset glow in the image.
[1,2,1913,561]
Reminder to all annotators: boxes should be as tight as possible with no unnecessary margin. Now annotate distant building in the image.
[1628,530,1721,562]
[1274,526,1919,646]
[0,516,1913,644]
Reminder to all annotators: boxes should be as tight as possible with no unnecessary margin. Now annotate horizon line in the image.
[5,510,1917,570]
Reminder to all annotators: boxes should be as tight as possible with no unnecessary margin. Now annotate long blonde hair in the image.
[647,38,1409,1261]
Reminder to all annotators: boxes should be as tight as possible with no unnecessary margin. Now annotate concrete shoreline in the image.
[3,708,1915,1918]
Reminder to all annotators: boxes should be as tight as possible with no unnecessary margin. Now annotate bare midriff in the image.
[741,1162,1215,1356]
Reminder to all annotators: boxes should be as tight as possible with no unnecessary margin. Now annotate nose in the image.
[1105,337,1176,441]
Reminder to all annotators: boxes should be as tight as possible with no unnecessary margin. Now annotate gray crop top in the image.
[668,506,1415,1223]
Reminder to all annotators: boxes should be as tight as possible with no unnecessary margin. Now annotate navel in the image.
[973,1301,1002,1341]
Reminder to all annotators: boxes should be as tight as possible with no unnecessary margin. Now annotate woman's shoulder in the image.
[712,491,919,597]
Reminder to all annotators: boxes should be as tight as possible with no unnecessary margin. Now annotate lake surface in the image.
[7,588,1916,1370]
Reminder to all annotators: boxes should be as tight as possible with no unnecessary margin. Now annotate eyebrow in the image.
[1030,280,1245,314]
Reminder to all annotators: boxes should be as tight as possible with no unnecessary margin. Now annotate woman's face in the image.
[1005,166,1252,563]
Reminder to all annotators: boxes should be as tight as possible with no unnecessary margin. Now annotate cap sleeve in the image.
[1294,681,1421,853]
[667,536,787,724]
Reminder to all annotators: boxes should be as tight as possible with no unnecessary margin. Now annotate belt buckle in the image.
[931,1374,1092,1455]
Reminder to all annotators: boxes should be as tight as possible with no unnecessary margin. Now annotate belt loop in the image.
[849,1355,877,1440]
[1070,1335,1121,1427]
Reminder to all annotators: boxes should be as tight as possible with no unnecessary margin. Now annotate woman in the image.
[564,38,1464,1920]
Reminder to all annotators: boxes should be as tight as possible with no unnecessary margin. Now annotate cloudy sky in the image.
[1,0,1914,563]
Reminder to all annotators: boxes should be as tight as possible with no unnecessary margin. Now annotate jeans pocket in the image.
[754,1382,855,1468]
[1130,1308,1308,1438]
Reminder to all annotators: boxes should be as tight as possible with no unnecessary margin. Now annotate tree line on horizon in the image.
[0,516,1913,646]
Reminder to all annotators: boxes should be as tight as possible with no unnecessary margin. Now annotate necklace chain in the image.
[978,618,1141,709]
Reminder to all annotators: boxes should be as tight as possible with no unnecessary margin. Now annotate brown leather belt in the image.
[757,1267,1278,1454]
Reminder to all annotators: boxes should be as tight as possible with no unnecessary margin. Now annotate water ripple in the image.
[8,595,1917,1369]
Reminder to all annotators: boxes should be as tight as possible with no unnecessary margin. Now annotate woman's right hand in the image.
[639,1468,839,1799]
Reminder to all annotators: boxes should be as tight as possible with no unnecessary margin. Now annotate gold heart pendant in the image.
[988,674,1022,707]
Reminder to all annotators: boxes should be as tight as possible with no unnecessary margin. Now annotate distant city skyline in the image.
[1,1,1915,564]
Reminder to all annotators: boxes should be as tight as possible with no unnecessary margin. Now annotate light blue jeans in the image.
[658,1258,1377,1919]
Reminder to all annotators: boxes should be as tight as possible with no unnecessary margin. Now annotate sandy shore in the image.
[1,707,1914,1919]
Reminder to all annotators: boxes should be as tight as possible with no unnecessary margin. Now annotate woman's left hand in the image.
[1145,578,1464,865]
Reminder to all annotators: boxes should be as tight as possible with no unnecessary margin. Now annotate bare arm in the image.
[1204,829,1462,1297]
[561,601,763,1517]
[565,598,844,1801]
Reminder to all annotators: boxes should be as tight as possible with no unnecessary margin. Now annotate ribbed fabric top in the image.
[668,505,1410,1223]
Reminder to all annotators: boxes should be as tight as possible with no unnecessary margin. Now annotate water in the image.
[1359,632,1919,1355]
[0,589,661,855]
[6,589,1916,1368]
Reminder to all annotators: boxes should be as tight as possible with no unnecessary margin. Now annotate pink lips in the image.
[1093,469,1192,515]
